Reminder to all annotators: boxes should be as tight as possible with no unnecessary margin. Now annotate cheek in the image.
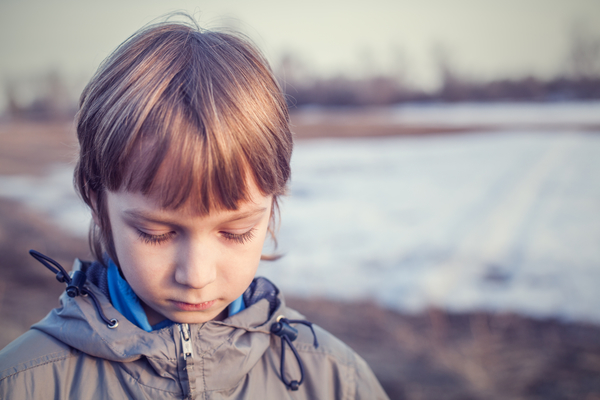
[110,223,170,288]
[236,229,267,275]
[111,221,141,263]
[220,229,266,283]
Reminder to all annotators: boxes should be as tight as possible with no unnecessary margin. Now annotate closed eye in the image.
[137,230,175,245]
[221,228,256,244]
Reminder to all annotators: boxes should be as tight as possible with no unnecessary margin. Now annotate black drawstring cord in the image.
[29,250,71,285]
[29,250,118,329]
[270,316,319,391]
[79,287,118,328]
[285,319,319,348]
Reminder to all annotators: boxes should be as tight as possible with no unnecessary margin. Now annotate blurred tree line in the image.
[2,26,600,120]
[277,25,600,107]
[3,70,78,121]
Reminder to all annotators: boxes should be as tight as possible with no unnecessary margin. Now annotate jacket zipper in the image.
[178,323,196,399]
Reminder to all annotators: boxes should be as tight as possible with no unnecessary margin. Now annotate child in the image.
[0,17,389,399]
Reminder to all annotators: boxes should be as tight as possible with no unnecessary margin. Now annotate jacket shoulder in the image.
[280,308,390,399]
[0,328,76,381]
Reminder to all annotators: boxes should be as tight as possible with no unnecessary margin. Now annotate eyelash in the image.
[136,228,256,245]
[137,230,174,245]
[221,228,256,244]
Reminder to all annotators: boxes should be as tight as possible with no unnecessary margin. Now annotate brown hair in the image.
[74,17,293,265]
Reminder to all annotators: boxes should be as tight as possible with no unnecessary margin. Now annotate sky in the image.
[0,0,599,106]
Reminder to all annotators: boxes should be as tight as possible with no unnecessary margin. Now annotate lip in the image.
[171,300,216,311]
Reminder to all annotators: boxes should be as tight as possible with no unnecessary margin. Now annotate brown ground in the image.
[1,119,599,399]
[0,120,78,175]
[288,108,600,139]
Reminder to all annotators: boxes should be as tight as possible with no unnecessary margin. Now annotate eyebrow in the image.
[122,207,268,225]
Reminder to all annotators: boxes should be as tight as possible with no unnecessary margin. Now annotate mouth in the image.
[171,299,216,311]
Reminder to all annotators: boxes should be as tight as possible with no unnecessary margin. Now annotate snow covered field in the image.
[263,130,600,324]
[296,101,600,128]
[1,103,599,323]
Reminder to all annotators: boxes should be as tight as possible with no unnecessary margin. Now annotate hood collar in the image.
[32,263,295,393]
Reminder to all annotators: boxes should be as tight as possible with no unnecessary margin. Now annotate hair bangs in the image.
[120,104,256,215]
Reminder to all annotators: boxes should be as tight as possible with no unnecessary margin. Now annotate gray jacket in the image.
[0,261,389,399]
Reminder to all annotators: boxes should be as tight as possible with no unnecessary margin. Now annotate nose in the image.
[174,239,217,289]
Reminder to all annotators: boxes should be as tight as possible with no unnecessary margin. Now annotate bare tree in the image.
[433,42,470,101]
[568,24,600,80]
[2,70,74,120]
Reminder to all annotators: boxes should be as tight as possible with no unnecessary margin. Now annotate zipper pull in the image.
[179,323,194,360]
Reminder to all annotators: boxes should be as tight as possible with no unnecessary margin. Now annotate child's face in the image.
[104,181,272,325]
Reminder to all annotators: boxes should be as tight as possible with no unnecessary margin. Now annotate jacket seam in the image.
[146,355,177,362]
[346,345,358,400]
[0,352,73,382]
[1,351,181,396]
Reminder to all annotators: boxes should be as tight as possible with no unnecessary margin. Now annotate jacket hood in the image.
[32,264,304,394]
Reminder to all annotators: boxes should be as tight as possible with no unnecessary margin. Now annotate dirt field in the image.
[1,119,599,399]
